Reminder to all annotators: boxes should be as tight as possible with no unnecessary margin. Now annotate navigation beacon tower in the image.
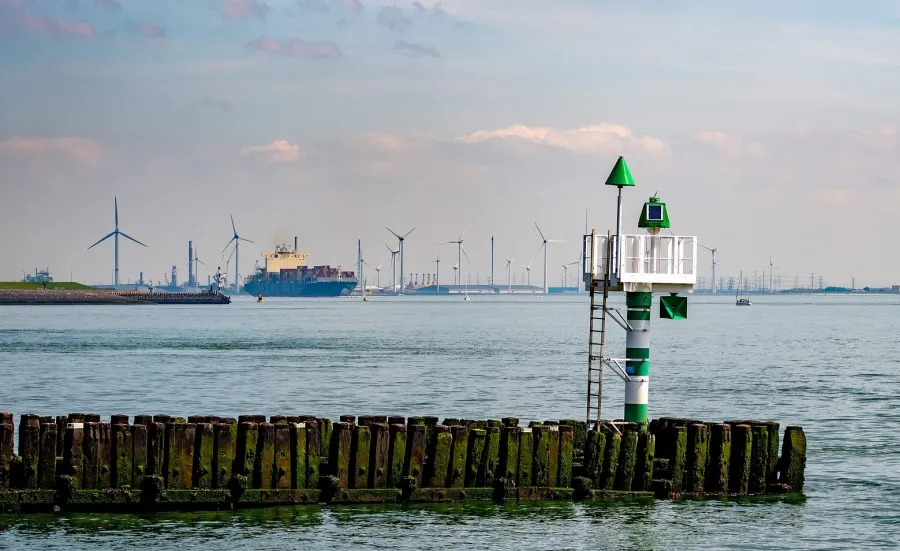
[583,156,697,427]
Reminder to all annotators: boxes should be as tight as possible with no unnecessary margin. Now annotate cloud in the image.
[94,0,121,10]
[358,132,435,152]
[694,131,764,157]
[377,6,411,32]
[128,20,166,38]
[412,1,444,15]
[393,40,439,58]
[240,140,301,163]
[0,136,107,166]
[222,0,271,21]
[3,13,96,38]
[332,0,363,11]
[456,123,670,156]
[247,36,341,58]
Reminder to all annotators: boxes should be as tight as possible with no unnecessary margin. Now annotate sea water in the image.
[0,294,898,550]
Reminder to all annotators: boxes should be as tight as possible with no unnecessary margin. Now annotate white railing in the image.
[584,233,697,286]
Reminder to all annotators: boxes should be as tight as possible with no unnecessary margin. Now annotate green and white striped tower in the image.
[624,289,652,423]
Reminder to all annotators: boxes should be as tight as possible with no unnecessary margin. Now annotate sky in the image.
[1,0,900,288]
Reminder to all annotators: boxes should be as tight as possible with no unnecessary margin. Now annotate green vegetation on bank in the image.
[0,282,94,290]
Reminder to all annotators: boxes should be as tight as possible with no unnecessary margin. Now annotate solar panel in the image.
[647,204,663,221]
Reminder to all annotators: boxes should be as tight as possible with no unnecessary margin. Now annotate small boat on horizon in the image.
[736,271,751,306]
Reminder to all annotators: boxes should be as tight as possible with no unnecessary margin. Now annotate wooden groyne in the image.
[0,290,230,305]
[0,412,806,512]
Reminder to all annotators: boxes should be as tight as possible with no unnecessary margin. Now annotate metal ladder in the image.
[586,232,612,430]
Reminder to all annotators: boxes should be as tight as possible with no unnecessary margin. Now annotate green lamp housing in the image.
[638,196,670,231]
[604,156,636,187]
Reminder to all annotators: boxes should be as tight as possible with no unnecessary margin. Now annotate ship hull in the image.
[243,280,357,297]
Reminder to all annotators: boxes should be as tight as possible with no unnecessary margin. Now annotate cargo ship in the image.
[242,243,357,297]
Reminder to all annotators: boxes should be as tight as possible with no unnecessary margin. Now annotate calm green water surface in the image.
[1,294,898,550]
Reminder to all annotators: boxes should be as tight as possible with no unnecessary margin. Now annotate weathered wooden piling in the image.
[370,423,390,489]
[765,422,780,484]
[729,424,752,495]
[517,428,533,487]
[465,428,486,487]
[404,424,426,487]
[387,424,407,488]
[705,424,731,494]
[18,414,41,489]
[599,428,621,491]
[448,426,468,488]
[427,425,452,488]
[0,413,807,512]
[749,424,769,494]
[615,427,639,491]
[38,423,57,490]
[388,416,405,426]
[132,424,148,488]
[112,424,133,488]
[684,424,708,493]
[558,425,574,488]
[779,426,806,491]
[498,426,519,482]
[111,414,129,426]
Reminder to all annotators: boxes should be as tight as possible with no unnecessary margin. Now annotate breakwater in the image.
[0,412,806,512]
[0,290,230,305]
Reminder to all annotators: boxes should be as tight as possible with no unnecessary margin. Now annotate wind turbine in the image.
[534,223,565,294]
[386,227,415,294]
[522,260,534,286]
[451,262,459,288]
[364,260,383,288]
[698,233,731,294]
[433,253,441,293]
[504,254,515,293]
[444,227,469,286]
[222,215,254,293]
[561,260,579,288]
[381,238,399,292]
[187,246,206,288]
[87,196,147,288]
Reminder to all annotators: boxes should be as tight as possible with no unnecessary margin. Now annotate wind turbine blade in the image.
[715,233,732,249]
[239,238,255,244]
[381,238,393,252]
[534,222,545,241]
[385,227,402,239]
[118,231,148,247]
[87,231,116,250]
[461,245,473,266]
[504,254,511,262]
[443,241,458,244]
[402,228,416,238]
[698,244,713,252]
[197,259,207,266]
[114,196,119,228]
[222,238,236,255]
[231,214,237,236]
[459,226,467,241]
[547,239,566,243]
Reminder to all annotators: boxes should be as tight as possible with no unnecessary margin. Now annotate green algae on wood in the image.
[465,428,486,487]
[83,423,102,490]
[38,423,57,490]
[558,425,574,489]
[147,422,165,477]
[498,426,519,482]
[729,424,752,495]
[112,424,133,489]
[213,421,236,490]
[256,423,276,489]
[306,421,321,489]
[131,424,148,489]
[599,429,621,491]
[273,424,291,489]
[749,424,769,494]
[388,424,407,488]
[18,415,40,490]
[404,424,426,486]
[765,422,781,484]
[427,425,452,488]
[370,423,390,489]
[350,425,371,489]
[531,426,550,487]
[480,426,500,487]
[547,427,560,487]
[634,430,655,491]
[705,424,730,494]
[318,418,332,458]
[291,422,308,490]
[669,426,687,493]
[330,422,352,488]
[194,423,215,489]
[447,426,468,488]
[181,424,196,489]
[684,424,708,493]
[517,428,534,487]
[236,422,259,486]
[614,428,638,491]
[63,424,85,489]
[779,426,806,492]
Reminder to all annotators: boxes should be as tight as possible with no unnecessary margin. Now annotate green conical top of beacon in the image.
[604,156,636,187]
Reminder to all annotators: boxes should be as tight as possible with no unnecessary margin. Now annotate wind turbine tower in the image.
[381,239,399,292]
[222,215,254,293]
[434,253,441,293]
[504,254,514,293]
[445,227,470,286]
[87,197,147,288]
[386,227,415,294]
[698,234,730,294]
[534,223,564,294]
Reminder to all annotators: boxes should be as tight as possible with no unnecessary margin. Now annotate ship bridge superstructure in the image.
[262,244,310,274]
